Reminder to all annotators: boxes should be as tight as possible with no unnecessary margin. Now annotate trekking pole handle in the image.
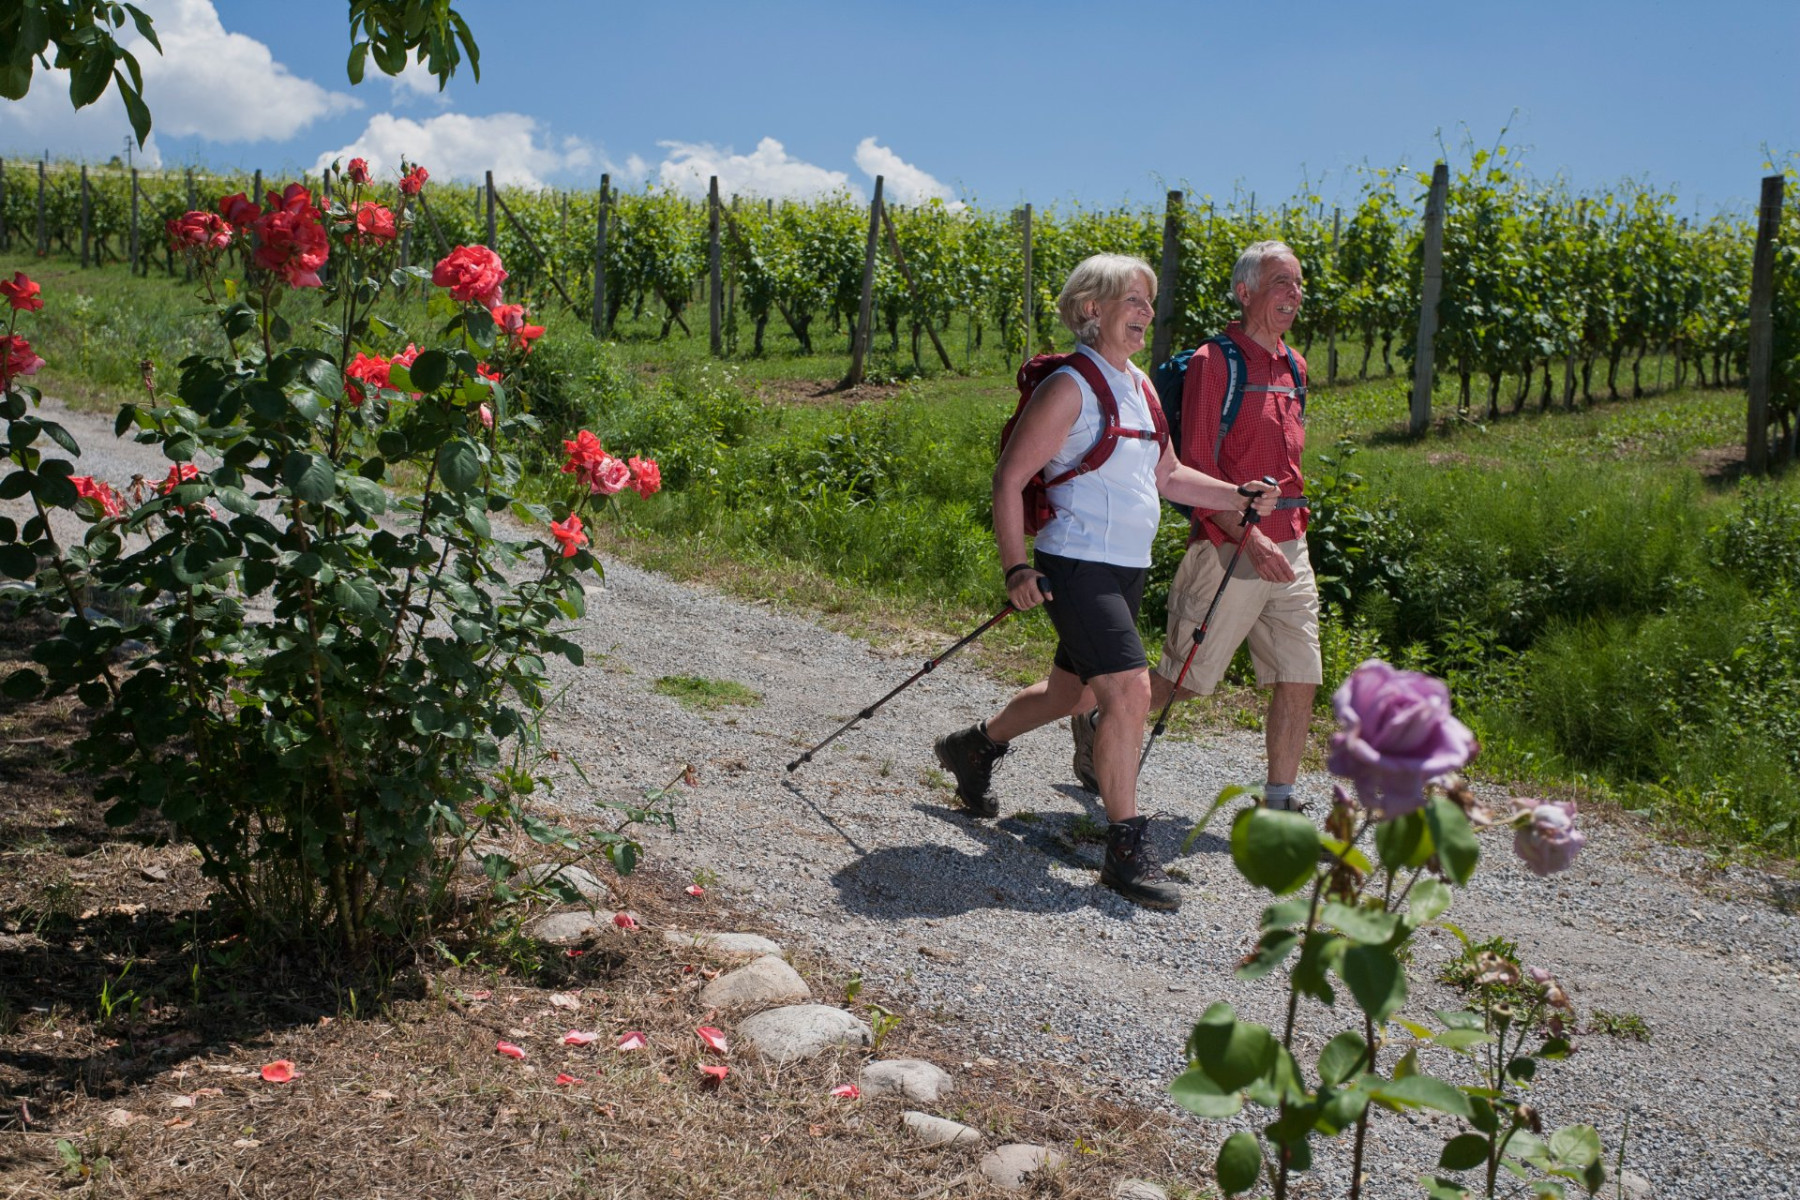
[1237,475,1277,525]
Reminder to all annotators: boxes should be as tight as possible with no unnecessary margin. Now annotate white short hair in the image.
[1056,254,1157,344]
[1231,241,1298,310]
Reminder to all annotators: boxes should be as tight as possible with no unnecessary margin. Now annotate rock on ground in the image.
[737,1005,872,1064]
[901,1111,981,1147]
[859,1058,954,1102]
[663,930,785,958]
[698,955,811,1008]
[978,1144,1066,1191]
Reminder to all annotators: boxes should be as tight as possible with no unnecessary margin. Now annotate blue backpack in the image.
[1153,333,1307,519]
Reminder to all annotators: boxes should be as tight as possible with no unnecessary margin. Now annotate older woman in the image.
[933,254,1274,910]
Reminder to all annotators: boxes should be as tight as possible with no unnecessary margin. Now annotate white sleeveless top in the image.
[1031,344,1164,568]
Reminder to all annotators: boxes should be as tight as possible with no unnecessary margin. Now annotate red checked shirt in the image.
[1179,320,1308,547]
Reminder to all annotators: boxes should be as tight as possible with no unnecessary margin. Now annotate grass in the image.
[1589,1010,1652,1042]
[652,674,762,712]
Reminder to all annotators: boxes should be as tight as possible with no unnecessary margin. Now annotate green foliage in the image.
[652,675,761,712]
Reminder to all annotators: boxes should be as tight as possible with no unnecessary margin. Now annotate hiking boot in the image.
[1100,816,1181,910]
[934,723,1007,818]
[1070,708,1100,793]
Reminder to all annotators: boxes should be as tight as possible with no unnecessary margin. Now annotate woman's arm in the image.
[993,372,1081,610]
[1155,446,1278,516]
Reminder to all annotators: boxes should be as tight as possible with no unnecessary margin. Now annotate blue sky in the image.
[1,0,1795,215]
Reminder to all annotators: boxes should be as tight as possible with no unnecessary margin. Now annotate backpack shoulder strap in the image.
[1040,352,1122,487]
[1284,345,1307,417]
[1212,333,1248,463]
[1140,375,1168,447]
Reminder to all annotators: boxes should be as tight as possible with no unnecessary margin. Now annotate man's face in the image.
[1239,254,1303,337]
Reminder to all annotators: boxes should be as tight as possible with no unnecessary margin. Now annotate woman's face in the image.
[1089,277,1155,356]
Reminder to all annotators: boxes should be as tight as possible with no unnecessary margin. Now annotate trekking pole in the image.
[787,604,1017,772]
[1138,476,1277,773]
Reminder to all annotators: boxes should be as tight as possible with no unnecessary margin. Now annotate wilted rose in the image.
[432,245,507,307]
[1513,799,1586,877]
[1326,660,1477,817]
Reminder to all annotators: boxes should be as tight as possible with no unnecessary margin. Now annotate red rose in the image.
[253,208,330,288]
[1,271,43,312]
[71,475,125,518]
[627,456,662,499]
[399,165,430,197]
[549,514,587,558]
[390,343,421,369]
[0,335,45,385]
[158,464,201,495]
[345,157,371,186]
[351,201,397,244]
[265,183,319,219]
[489,302,545,352]
[217,192,260,228]
[475,361,502,383]
[561,429,607,489]
[344,352,391,407]
[167,211,234,252]
[432,245,507,307]
[592,455,631,496]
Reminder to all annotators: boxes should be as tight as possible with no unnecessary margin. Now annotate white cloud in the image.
[314,112,602,190]
[651,137,858,201]
[0,0,355,162]
[853,137,962,209]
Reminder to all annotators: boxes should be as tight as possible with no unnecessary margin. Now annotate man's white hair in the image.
[1231,240,1298,310]
[1056,253,1157,345]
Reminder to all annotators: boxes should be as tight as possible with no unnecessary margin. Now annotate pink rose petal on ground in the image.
[555,1073,583,1086]
[699,1063,729,1085]
[696,1026,729,1054]
[685,885,705,897]
[613,912,638,930]
[259,1060,296,1084]
[495,1040,526,1060]
[616,1031,647,1051]
[562,1031,600,1046]
[830,1084,860,1099]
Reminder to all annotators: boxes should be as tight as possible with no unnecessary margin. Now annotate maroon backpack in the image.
[1001,353,1169,535]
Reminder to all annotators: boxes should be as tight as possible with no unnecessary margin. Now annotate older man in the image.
[1073,241,1320,812]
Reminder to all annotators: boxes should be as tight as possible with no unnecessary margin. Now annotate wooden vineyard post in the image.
[36,158,46,257]
[841,174,884,389]
[1152,189,1183,367]
[414,190,451,260]
[128,167,139,273]
[1327,207,1341,386]
[880,204,954,371]
[1409,162,1450,436]
[491,188,581,315]
[593,173,610,337]
[1745,173,1784,477]
[1021,203,1034,361]
[79,165,90,267]
[485,171,497,250]
[708,175,723,356]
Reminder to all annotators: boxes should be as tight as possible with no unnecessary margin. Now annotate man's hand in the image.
[1244,529,1296,582]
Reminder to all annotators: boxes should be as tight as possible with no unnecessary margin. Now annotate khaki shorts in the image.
[1153,538,1322,694]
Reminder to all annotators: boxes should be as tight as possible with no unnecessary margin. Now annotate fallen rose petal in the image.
[555,1073,583,1086]
[565,949,585,958]
[616,1031,647,1051]
[696,1026,729,1054]
[699,1063,729,1084]
[466,989,492,1001]
[830,1084,860,1099]
[168,1095,196,1109]
[548,992,580,1010]
[562,1031,600,1046]
[495,1041,527,1060]
[613,912,638,930]
[259,1060,296,1084]
[233,1137,262,1148]
[685,885,706,897]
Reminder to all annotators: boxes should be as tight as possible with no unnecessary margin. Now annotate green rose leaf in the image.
[1368,1074,1472,1118]
[1186,1003,1278,1092]
[1432,1028,1492,1051]
[1169,1066,1242,1118]
[1438,1133,1490,1171]
[1410,877,1453,923]
[1230,805,1320,895]
[438,439,481,494]
[283,451,336,503]
[0,543,37,579]
[1341,944,1407,1023]
[410,350,452,393]
[1547,1124,1602,1168]
[1237,928,1300,980]
[1214,1131,1262,1196]
[1425,794,1479,885]
[1322,900,1399,944]
[2,667,46,699]
[344,475,388,515]
[1375,808,1432,871]
[1317,1030,1367,1088]
[1419,1175,1473,1200]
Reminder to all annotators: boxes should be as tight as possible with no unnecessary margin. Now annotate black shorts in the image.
[1035,551,1148,682]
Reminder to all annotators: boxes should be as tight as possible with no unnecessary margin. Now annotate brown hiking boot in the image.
[1100,816,1181,910]
[933,723,1007,818]
[1070,708,1099,793]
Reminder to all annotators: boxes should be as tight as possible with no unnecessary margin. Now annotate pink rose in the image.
[1326,660,1477,818]
[593,455,631,496]
[1512,799,1586,877]
[344,353,391,407]
[265,183,319,219]
[167,211,233,252]
[627,456,661,498]
[488,302,544,351]
[0,335,45,385]
[432,245,507,307]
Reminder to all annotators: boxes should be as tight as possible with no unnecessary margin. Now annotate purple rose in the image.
[1326,660,1478,818]
[1513,799,1586,876]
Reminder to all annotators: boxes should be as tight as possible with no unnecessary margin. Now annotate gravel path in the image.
[20,397,1800,1199]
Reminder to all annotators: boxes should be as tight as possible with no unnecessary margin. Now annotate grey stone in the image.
[528,911,606,943]
[1113,1180,1168,1200]
[860,1059,954,1102]
[699,955,811,1008]
[738,1004,871,1064]
[519,863,611,903]
[901,1111,981,1147]
[1619,1170,1654,1200]
[663,930,785,958]
[978,1144,1066,1191]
